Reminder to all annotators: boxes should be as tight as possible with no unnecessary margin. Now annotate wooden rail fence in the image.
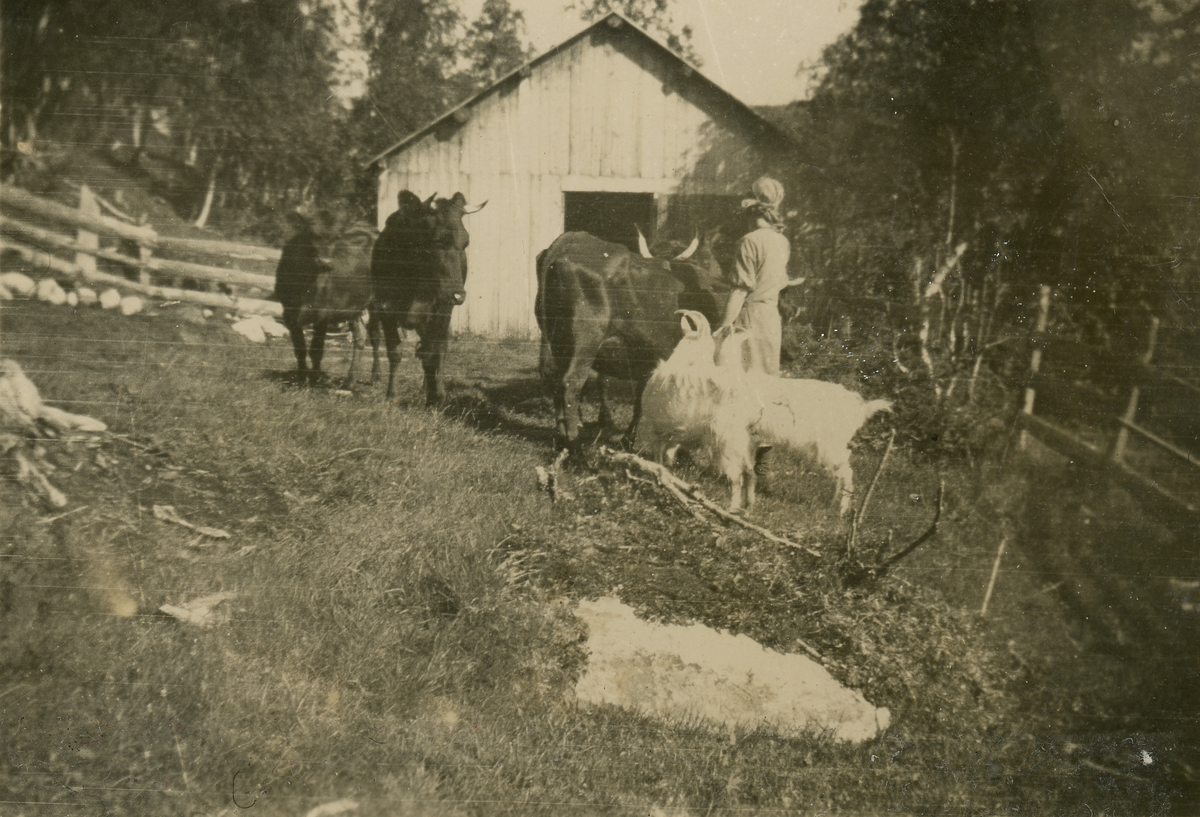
[1016,283,1200,517]
[0,183,283,317]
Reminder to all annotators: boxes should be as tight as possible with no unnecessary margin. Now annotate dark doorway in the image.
[563,192,656,252]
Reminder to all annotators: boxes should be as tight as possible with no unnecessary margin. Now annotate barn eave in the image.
[365,11,801,169]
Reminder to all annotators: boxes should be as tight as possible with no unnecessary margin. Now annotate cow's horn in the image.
[460,199,488,215]
[636,226,652,258]
[672,235,700,261]
[423,192,438,206]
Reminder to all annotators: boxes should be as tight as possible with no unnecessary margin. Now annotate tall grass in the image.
[2,297,1191,815]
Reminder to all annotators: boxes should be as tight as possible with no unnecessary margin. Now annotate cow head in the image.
[423,192,487,306]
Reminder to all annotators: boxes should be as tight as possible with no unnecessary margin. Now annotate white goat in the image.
[636,310,761,512]
[716,327,892,515]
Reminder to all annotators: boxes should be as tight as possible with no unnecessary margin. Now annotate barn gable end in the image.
[373,14,799,338]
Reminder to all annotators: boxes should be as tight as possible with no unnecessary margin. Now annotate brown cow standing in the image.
[535,230,730,450]
[273,212,376,389]
[370,191,486,405]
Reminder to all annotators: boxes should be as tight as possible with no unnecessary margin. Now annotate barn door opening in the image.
[563,192,656,252]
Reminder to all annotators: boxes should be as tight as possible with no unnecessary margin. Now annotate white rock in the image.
[76,287,98,306]
[99,288,122,309]
[231,318,266,343]
[202,309,214,318]
[253,315,290,338]
[66,291,79,307]
[0,283,11,301]
[36,278,67,305]
[573,597,891,743]
[119,295,144,316]
[0,272,36,297]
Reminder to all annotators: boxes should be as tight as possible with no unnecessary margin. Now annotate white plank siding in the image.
[376,21,789,338]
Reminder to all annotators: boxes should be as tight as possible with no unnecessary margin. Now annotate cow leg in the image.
[342,316,367,390]
[380,314,404,400]
[367,311,383,385]
[283,307,308,380]
[594,375,615,431]
[416,311,452,406]
[557,356,596,451]
[621,373,652,449]
[308,320,327,385]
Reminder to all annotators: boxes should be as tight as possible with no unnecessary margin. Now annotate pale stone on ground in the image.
[249,314,289,338]
[574,596,890,742]
[0,272,36,297]
[76,287,98,305]
[36,278,67,305]
[119,295,144,316]
[232,318,267,343]
[99,288,122,309]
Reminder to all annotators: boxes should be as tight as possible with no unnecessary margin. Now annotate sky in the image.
[459,0,867,106]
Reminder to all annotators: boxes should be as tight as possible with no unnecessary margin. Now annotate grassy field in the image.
[2,287,1197,815]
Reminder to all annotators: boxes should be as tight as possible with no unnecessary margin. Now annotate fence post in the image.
[76,184,99,275]
[1020,285,1052,450]
[1111,315,1161,464]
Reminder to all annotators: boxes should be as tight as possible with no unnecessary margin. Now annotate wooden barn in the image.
[369,12,801,338]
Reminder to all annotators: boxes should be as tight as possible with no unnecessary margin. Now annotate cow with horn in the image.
[535,225,730,451]
[370,190,487,405]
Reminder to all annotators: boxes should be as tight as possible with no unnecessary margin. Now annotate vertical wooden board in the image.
[615,44,640,178]
[515,76,535,183]
[518,173,540,337]
[597,39,616,176]
[678,92,700,183]
[663,83,680,181]
[570,37,590,177]
[463,173,494,335]
[547,50,571,176]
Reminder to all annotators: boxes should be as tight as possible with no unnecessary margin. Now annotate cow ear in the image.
[451,192,467,207]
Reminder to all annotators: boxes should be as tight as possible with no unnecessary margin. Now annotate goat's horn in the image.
[672,235,700,261]
[636,226,652,258]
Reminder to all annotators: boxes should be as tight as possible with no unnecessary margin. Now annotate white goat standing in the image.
[636,311,761,512]
[717,327,892,515]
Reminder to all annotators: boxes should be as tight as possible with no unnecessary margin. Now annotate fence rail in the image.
[1018,284,1200,517]
[0,183,281,317]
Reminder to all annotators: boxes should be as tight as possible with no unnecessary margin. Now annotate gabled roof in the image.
[367,11,800,168]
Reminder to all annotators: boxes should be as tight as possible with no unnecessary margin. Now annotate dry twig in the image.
[601,447,821,556]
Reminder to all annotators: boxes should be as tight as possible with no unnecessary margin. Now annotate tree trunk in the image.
[194,165,218,228]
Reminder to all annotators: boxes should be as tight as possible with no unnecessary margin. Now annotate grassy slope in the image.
[1,286,1193,815]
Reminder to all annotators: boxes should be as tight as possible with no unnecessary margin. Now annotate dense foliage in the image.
[1,0,536,234]
[767,0,1200,451]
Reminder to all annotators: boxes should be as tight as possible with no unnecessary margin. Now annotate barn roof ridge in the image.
[366,11,799,168]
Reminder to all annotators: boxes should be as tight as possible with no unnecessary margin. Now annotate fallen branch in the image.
[843,480,945,586]
[37,505,90,525]
[794,637,825,663]
[601,447,820,556]
[152,504,231,539]
[871,480,944,573]
[849,429,896,556]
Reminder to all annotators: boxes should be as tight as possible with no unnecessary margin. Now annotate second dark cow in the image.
[370,191,487,405]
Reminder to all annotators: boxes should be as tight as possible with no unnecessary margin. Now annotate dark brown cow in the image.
[273,213,376,388]
[535,230,730,449]
[370,191,486,405]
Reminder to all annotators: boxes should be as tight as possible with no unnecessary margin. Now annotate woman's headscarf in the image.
[740,176,785,229]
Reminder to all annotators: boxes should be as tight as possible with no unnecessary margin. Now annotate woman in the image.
[718,176,792,376]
